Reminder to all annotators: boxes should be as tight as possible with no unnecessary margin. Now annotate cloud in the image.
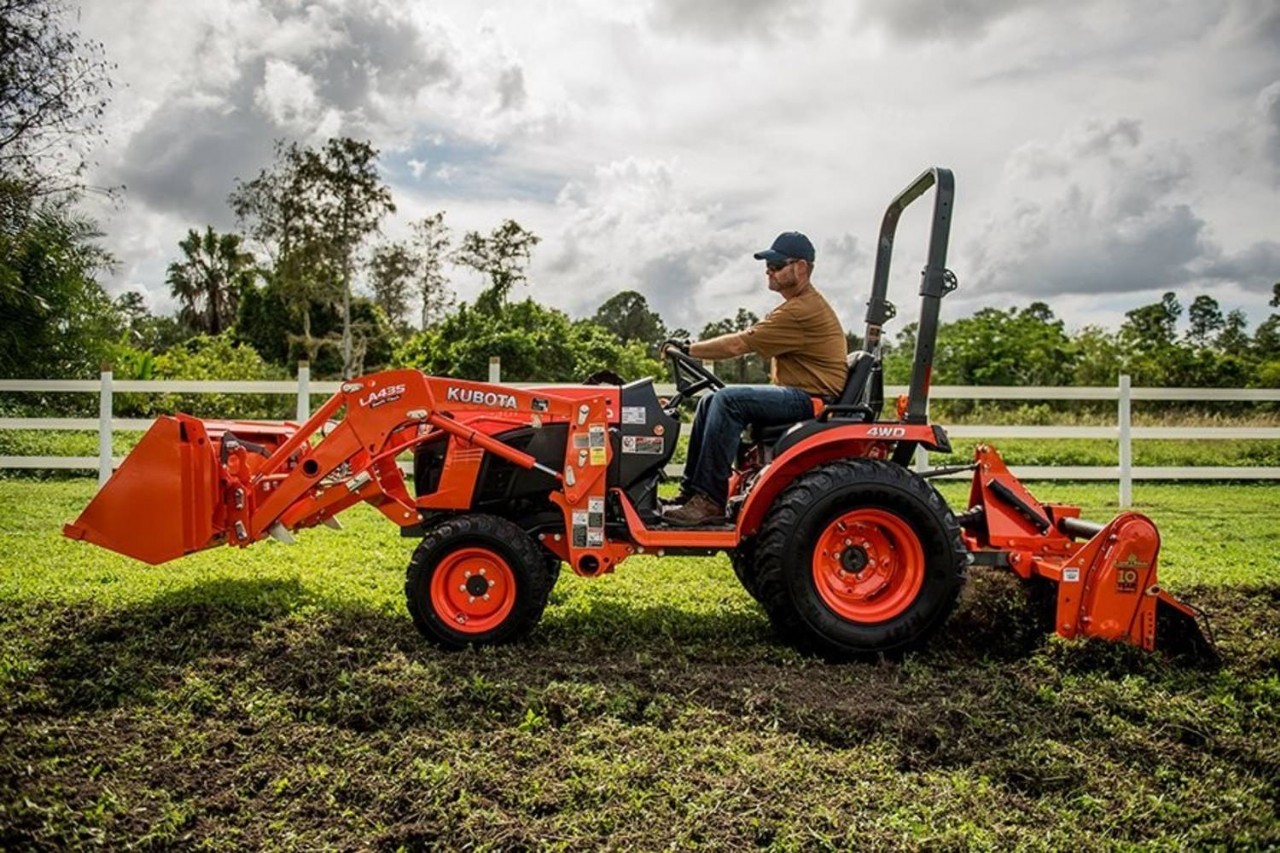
[1200,241,1280,293]
[965,117,1280,305]
[856,0,1054,43]
[648,0,822,40]
[76,0,1280,335]
[87,0,571,311]
[255,60,328,133]
[967,120,1209,296]
[1257,80,1280,172]
[539,157,755,330]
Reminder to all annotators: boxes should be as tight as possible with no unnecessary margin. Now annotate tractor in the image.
[64,167,1212,659]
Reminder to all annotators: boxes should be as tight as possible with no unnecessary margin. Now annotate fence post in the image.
[98,363,113,487]
[489,356,501,384]
[296,361,310,423]
[1118,374,1132,507]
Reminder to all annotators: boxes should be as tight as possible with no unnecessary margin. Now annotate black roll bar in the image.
[862,167,955,424]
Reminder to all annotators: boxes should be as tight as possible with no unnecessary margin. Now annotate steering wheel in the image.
[661,339,725,415]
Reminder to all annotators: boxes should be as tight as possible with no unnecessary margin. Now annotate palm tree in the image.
[165,226,255,335]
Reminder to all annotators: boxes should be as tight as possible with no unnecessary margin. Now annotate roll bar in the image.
[862,167,955,424]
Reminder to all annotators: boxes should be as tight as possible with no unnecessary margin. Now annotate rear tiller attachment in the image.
[959,445,1216,659]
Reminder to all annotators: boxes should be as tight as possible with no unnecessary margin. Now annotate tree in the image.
[1215,309,1250,357]
[369,212,454,335]
[165,226,255,336]
[113,289,184,352]
[1121,292,1181,350]
[230,137,395,377]
[933,304,1076,387]
[1071,325,1122,385]
[0,194,118,377]
[0,0,113,197]
[410,212,453,329]
[235,273,395,375]
[396,297,662,383]
[452,219,539,313]
[1187,295,1224,347]
[368,241,414,332]
[592,290,667,349]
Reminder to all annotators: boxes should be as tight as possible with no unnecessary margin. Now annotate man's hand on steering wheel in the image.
[660,338,725,415]
[659,338,690,359]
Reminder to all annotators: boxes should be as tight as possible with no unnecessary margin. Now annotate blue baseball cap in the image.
[753,231,815,264]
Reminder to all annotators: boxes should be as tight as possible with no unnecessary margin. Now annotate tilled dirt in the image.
[1,573,1276,850]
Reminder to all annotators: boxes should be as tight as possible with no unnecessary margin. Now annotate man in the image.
[662,231,847,526]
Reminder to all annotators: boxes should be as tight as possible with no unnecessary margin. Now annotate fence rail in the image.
[3,364,1278,505]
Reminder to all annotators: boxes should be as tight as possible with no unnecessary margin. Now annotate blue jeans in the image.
[682,385,816,505]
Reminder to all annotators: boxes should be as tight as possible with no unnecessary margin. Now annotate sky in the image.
[76,0,1280,340]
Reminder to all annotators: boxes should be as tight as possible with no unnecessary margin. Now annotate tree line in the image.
[2,0,1278,405]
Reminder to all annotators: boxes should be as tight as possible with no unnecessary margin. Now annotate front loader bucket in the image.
[63,416,224,565]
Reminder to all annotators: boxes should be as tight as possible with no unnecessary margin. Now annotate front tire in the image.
[751,459,966,657]
[405,514,552,650]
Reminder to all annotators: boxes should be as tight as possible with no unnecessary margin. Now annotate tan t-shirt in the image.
[739,285,848,397]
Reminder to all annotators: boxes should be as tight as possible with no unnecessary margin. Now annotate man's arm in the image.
[688,332,751,360]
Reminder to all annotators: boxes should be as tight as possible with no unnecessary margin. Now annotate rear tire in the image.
[405,514,552,650]
[729,540,762,603]
[751,459,966,658]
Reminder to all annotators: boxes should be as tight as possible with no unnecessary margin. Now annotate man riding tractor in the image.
[662,231,848,526]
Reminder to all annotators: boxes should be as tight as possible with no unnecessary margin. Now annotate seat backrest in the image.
[835,351,875,407]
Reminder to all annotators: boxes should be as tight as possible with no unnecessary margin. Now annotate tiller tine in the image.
[1153,594,1220,665]
[964,444,1217,661]
[62,415,296,565]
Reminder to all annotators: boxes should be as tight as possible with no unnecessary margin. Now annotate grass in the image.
[5,426,1280,472]
[1,478,1277,849]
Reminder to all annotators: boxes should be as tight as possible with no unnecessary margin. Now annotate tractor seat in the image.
[747,352,878,444]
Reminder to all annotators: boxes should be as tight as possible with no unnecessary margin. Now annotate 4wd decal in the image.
[867,426,907,438]
[446,386,518,409]
[358,384,406,408]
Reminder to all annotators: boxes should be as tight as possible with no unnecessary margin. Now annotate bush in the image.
[114,334,292,419]
[395,299,664,383]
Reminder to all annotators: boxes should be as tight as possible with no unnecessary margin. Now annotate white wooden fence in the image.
[2,361,1278,507]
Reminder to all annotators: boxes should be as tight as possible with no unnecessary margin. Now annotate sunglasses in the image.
[766,258,799,272]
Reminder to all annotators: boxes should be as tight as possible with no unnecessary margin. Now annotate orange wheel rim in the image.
[811,508,925,623]
[429,547,517,634]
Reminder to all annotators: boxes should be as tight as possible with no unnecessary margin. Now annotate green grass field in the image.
[1,479,1277,849]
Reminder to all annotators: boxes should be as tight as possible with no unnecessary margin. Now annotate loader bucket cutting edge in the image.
[62,416,225,565]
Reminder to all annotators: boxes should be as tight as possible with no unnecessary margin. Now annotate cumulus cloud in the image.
[541,157,753,330]
[77,0,1280,331]
[856,0,1056,43]
[1257,80,1280,172]
[649,0,823,40]
[87,0,574,310]
[966,118,1278,302]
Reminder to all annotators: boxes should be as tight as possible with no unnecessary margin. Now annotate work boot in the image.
[658,490,695,507]
[662,493,725,526]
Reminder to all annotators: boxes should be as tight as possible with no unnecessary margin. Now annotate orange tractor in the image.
[65,168,1212,658]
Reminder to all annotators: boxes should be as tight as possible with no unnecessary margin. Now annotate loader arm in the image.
[65,369,629,575]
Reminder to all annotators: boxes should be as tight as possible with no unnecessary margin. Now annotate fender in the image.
[736,422,947,537]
